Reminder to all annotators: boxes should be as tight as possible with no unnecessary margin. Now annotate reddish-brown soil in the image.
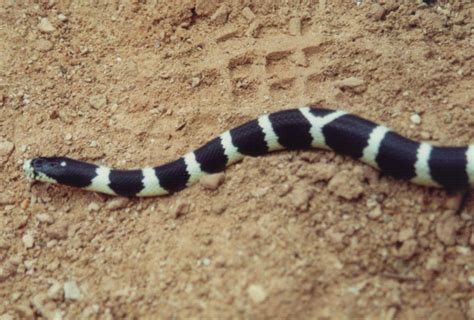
[0,1,473,319]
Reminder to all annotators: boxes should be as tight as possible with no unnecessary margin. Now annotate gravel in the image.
[38,18,56,33]
[64,281,81,300]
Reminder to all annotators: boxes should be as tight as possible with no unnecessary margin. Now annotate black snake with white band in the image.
[23,107,474,197]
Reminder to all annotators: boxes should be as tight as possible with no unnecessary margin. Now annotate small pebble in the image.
[468,276,474,286]
[89,94,107,109]
[24,261,34,270]
[64,281,81,300]
[410,113,421,125]
[87,202,101,212]
[367,205,383,220]
[247,284,267,303]
[38,17,56,33]
[425,255,442,271]
[47,281,63,300]
[105,198,129,211]
[22,232,34,249]
[191,77,201,88]
[36,213,54,224]
[211,202,227,215]
[201,258,211,266]
[200,173,225,190]
[277,184,292,196]
[57,13,68,22]
[334,77,367,93]
[420,131,431,140]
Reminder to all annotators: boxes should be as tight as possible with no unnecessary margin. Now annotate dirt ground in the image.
[0,0,473,319]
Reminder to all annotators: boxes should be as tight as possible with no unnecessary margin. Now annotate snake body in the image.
[23,107,474,196]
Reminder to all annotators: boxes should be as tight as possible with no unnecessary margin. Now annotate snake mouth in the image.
[22,159,36,180]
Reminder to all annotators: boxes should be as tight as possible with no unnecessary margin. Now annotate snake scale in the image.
[23,107,474,197]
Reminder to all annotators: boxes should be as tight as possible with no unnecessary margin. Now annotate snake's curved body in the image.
[23,107,474,196]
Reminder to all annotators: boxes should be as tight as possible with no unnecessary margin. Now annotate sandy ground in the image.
[0,0,473,319]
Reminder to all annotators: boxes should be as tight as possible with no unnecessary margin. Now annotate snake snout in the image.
[31,158,45,169]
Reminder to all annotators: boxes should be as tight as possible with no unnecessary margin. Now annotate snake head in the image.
[23,157,69,184]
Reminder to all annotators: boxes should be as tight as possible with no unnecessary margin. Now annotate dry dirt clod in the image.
[0,140,14,164]
[0,192,15,205]
[46,222,69,240]
[333,77,367,93]
[435,216,463,246]
[312,163,338,182]
[194,0,219,16]
[246,20,261,37]
[290,186,314,211]
[211,4,231,25]
[328,170,364,200]
[288,17,301,36]
[200,173,225,190]
[87,202,101,212]
[106,198,129,211]
[35,39,54,52]
[242,7,255,21]
[171,201,189,218]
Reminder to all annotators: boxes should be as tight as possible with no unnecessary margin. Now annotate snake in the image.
[23,107,474,197]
